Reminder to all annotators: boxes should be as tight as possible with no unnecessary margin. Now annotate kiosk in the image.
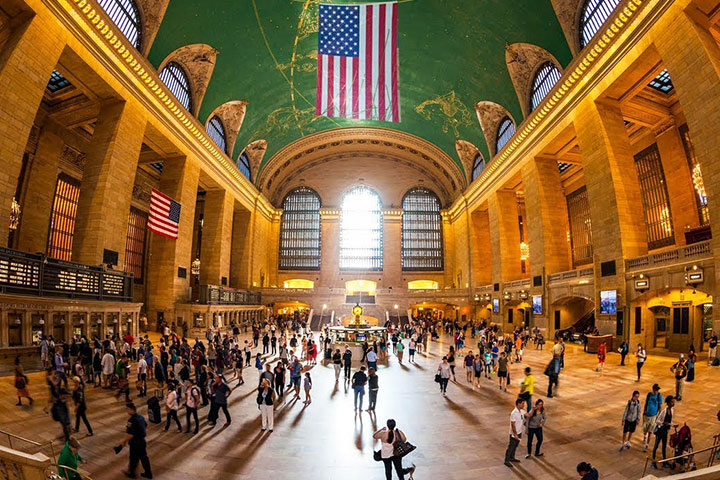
[328,304,388,364]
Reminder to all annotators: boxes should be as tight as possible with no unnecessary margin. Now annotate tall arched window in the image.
[579,0,622,48]
[530,62,562,111]
[238,151,251,179]
[402,187,443,271]
[279,187,322,270]
[97,0,142,49]
[206,116,227,154]
[158,62,192,112]
[496,117,516,153]
[471,153,485,181]
[340,186,383,270]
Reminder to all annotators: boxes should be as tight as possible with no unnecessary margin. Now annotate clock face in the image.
[352,305,363,316]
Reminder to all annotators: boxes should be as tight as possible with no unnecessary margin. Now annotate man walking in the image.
[351,366,368,412]
[332,349,342,382]
[545,355,561,398]
[119,402,152,479]
[504,398,526,468]
[367,367,379,411]
[671,355,687,401]
[642,384,663,451]
[342,347,353,380]
[367,347,378,371]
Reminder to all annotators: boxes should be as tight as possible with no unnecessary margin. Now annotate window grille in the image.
[238,152,251,179]
[340,186,383,270]
[566,186,594,267]
[279,187,322,270]
[96,0,142,49]
[158,62,192,112]
[678,124,709,226]
[47,70,71,93]
[579,0,622,48]
[124,207,147,282]
[47,174,81,261]
[401,187,443,271]
[634,143,675,250]
[496,117,516,153]
[530,62,562,111]
[206,116,227,154]
[647,69,674,94]
[471,153,485,181]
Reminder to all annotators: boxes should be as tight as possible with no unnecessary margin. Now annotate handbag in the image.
[434,373,441,383]
[373,450,382,462]
[393,440,417,458]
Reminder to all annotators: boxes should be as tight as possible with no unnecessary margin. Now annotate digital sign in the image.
[600,290,617,315]
[532,295,542,315]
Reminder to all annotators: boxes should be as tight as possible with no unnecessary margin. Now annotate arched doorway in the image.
[550,295,595,340]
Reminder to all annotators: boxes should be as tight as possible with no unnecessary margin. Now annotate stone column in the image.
[229,206,252,288]
[488,190,523,283]
[654,7,720,333]
[383,209,402,288]
[200,189,234,286]
[469,208,492,287]
[575,99,647,335]
[655,126,700,242]
[16,122,64,253]
[319,209,339,287]
[0,13,64,245]
[146,156,200,329]
[72,101,145,265]
[522,156,572,277]
[0,309,7,347]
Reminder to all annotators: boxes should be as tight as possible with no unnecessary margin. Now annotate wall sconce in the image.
[519,290,528,300]
[503,291,511,301]
[519,242,529,261]
[8,196,20,230]
[685,265,703,285]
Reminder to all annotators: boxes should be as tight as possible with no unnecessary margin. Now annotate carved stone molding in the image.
[474,102,515,158]
[132,184,152,204]
[455,140,481,180]
[60,144,86,172]
[243,139,268,183]
[505,43,563,118]
[159,44,218,116]
[207,100,247,157]
[551,0,584,56]
[137,0,171,57]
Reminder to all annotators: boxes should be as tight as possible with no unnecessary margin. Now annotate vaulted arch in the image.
[551,0,622,55]
[474,101,516,158]
[505,43,563,118]
[158,44,218,116]
[455,140,481,183]
[136,0,170,56]
[242,140,268,183]
[206,100,248,157]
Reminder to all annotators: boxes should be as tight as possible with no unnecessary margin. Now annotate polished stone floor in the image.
[1,332,719,479]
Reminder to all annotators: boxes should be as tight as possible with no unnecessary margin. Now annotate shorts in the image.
[291,376,301,387]
[474,370,482,378]
[623,420,637,433]
[498,371,507,378]
[642,415,657,434]
[465,365,473,373]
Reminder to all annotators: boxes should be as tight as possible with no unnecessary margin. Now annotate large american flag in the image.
[148,188,181,239]
[316,2,400,122]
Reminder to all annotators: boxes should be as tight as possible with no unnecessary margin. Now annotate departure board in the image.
[0,248,41,289]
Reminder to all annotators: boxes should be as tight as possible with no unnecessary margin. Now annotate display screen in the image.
[532,295,542,315]
[492,298,499,313]
[600,290,617,315]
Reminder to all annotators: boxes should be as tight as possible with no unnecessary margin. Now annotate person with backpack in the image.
[618,341,629,366]
[545,355,561,398]
[164,383,182,432]
[525,399,545,458]
[372,419,416,480]
[642,384,663,451]
[14,357,33,406]
[352,366,368,411]
[652,396,676,469]
[184,378,200,434]
[577,462,599,480]
[620,390,641,451]
[671,355,688,401]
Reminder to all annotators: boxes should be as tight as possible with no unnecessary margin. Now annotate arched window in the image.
[206,116,227,154]
[496,117,516,153]
[402,187,443,271]
[97,0,142,49]
[530,62,562,111]
[340,186,383,270]
[579,0,622,48]
[279,187,322,271]
[471,153,485,181]
[238,151,251,179]
[158,62,192,112]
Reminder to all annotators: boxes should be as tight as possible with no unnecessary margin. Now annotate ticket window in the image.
[90,316,101,340]
[121,316,131,336]
[53,315,66,343]
[72,316,84,339]
[31,314,45,345]
[8,313,22,346]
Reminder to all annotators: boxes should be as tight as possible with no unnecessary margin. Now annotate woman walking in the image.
[636,344,647,382]
[595,342,606,372]
[303,372,312,405]
[257,378,274,432]
[373,419,416,480]
[651,396,676,469]
[620,390,641,451]
[525,399,545,458]
[447,347,456,382]
[71,376,93,435]
[437,356,452,396]
[14,358,33,406]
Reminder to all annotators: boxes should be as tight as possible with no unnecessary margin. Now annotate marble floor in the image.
[1,333,719,480]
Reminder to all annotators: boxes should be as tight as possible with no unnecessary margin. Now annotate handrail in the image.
[49,462,93,480]
[641,433,720,477]
[0,429,56,461]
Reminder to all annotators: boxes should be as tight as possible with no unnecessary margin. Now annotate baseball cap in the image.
[652,383,660,391]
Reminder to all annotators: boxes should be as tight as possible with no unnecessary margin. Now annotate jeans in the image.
[353,386,365,410]
[368,361,377,371]
[547,375,558,397]
[439,378,449,393]
[505,435,521,462]
[527,427,543,455]
[185,407,198,433]
[382,456,412,480]
[74,405,93,434]
[369,389,378,410]
[165,409,181,431]
[637,362,644,380]
[208,402,231,424]
[653,425,669,461]
[344,364,351,379]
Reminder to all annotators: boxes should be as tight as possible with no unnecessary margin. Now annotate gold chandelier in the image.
[8,197,20,230]
[519,241,529,261]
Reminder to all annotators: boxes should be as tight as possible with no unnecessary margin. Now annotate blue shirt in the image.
[644,392,663,416]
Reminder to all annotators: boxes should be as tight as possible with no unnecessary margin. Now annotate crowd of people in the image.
[8,311,718,479]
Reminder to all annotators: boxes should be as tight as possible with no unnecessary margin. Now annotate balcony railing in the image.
[198,285,262,305]
[626,240,713,272]
[504,278,531,289]
[0,247,133,302]
[547,267,594,284]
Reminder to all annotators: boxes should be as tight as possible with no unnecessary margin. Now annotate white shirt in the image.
[509,407,526,437]
[137,358,147,375]
[101,353,115,375]
[166,390,178,410]
[367,351,377,362]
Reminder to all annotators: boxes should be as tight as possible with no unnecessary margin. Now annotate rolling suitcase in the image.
[147,396,161,424]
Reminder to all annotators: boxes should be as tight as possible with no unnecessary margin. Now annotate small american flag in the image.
[148,188,181,239]
[316,2,400,122]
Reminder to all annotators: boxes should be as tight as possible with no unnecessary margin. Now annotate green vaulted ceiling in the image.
[148,0,572,176]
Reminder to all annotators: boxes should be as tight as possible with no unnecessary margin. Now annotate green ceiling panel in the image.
[149,0,572,175]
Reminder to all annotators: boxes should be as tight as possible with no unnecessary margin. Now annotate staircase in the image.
[556,308,595,341]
